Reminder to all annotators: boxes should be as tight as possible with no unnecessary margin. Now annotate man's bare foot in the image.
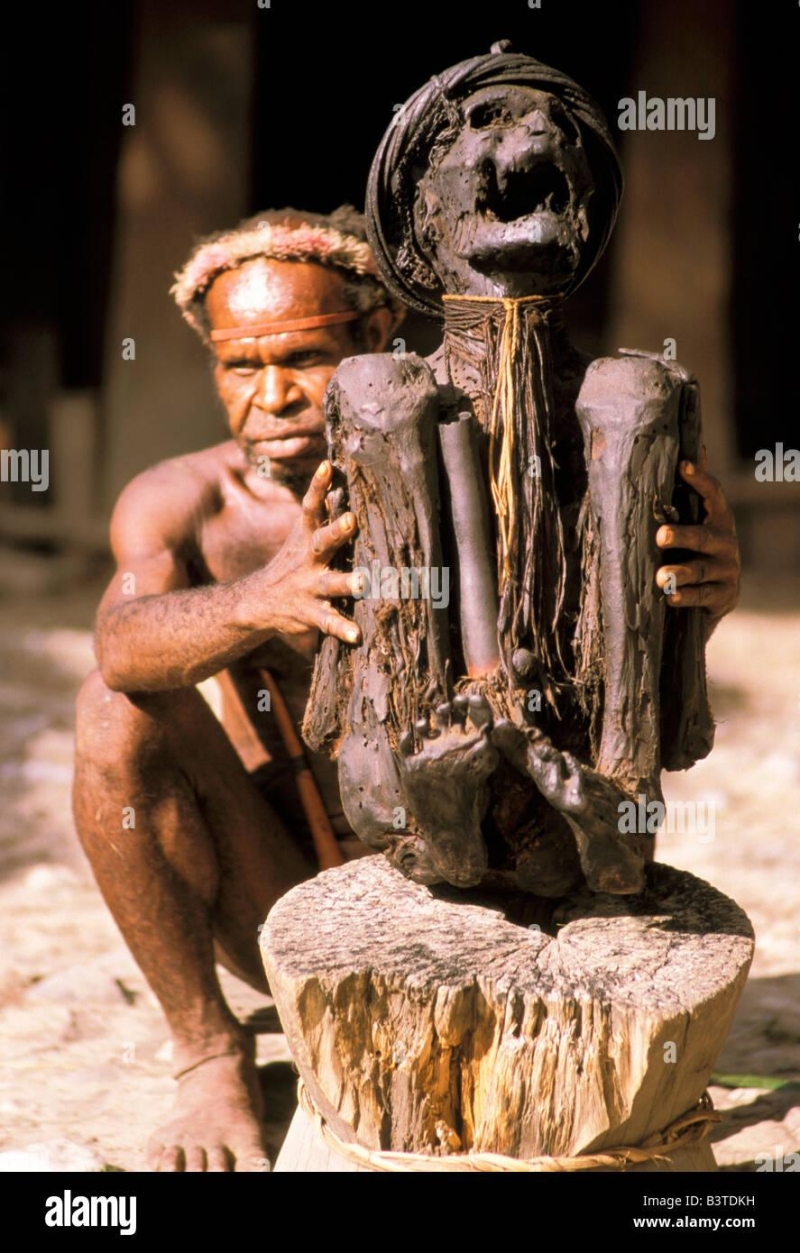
[148,1045,269,1172]
[397,694,496,889]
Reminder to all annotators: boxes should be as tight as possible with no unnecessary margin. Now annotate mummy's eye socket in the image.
[548,102,581,147]
[469,100,512,130]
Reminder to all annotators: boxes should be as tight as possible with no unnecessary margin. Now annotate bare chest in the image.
[197,495,295,585]
[194,488,319,671]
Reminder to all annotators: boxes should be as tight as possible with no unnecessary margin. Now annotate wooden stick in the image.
[258,668,344,871]
[214,669,271,771]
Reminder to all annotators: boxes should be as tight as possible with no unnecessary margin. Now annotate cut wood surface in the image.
[262,856,753,1171]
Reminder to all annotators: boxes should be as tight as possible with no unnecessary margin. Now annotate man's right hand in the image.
[257,460,362,645]
[95,457,364,692]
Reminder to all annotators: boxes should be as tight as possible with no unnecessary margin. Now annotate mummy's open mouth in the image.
[478,163,571,223]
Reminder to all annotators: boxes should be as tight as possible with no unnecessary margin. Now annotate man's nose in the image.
[257,365,304,415]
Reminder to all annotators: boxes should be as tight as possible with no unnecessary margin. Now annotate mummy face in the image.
[414,86,594,298]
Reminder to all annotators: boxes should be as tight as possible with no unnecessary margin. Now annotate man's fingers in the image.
[315,602,361,644]
[679,460,735,529]
[318,569,364,599]
[311,511,357,557]
[665,581,729,612]
[301,460,333,525]
[663,452,740,622]
[657,563,700,589]
[657,559,737,590]
[656,523,736,558]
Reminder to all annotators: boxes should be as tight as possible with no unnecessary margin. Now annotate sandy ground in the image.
[0,571,798,1172]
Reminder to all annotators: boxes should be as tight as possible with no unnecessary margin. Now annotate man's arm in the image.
[95,460,361,693]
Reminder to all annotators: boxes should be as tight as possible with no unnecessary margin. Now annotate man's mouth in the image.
[247,432,326,460]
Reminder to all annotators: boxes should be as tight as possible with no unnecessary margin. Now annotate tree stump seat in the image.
[261,856,753,1173]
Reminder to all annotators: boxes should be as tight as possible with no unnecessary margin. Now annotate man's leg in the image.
[72,670,314,1172]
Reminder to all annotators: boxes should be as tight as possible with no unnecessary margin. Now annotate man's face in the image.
[415,86,594,298]
[207,257,371,489]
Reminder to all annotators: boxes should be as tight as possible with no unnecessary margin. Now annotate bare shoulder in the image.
[110,441,235,559]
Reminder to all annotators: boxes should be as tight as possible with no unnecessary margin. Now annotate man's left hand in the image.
[655,447,741,622]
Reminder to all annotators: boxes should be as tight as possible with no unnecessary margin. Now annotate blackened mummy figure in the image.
[304,43,714,897]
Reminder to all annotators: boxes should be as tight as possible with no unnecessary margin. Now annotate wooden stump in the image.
[261,857,753,1173]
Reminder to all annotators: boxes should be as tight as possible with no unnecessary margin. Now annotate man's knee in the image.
[76,669,124,745]
[74,669,163,772]
[75,671,227,788]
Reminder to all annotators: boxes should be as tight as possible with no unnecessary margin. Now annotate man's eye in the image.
[288,352,323,368]
[228,364,257,376]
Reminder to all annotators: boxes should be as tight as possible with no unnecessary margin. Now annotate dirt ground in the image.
[0,570,798,1172]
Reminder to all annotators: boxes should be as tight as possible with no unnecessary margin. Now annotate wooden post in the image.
[261,857,753,1173]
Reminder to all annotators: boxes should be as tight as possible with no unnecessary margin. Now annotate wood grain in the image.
[262,856,753,1170]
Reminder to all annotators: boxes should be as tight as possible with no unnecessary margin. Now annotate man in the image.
[72,206,401,1172]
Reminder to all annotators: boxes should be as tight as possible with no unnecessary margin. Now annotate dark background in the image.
[0,0,797,562]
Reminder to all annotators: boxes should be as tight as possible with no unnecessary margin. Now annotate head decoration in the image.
[172,207,404,341]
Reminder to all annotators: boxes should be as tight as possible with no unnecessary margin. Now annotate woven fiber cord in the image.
[441,291,571,711]
[298,1081,720,1173]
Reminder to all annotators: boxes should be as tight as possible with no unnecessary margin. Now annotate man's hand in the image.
[95,458,364,693]
[655,447,741,623]
[258,460,363,644]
